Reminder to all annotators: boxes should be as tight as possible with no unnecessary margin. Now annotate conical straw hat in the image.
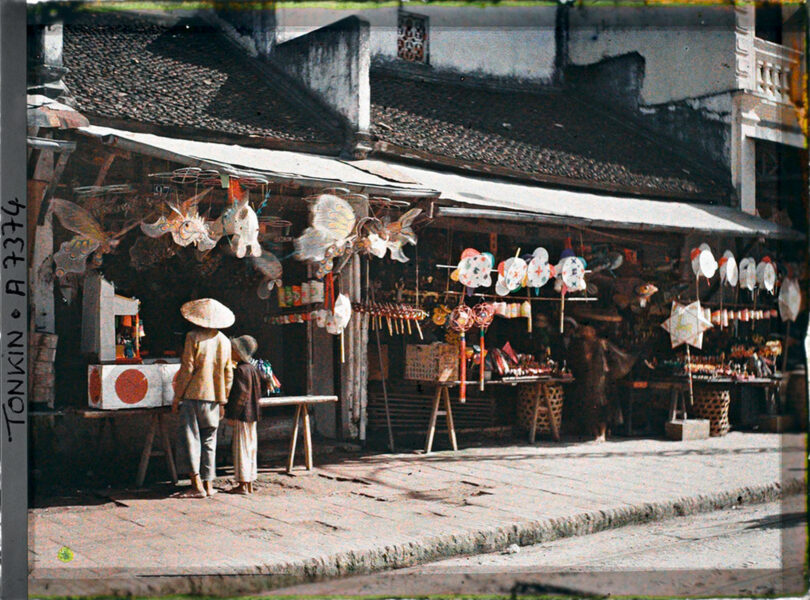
[181,298,235,329]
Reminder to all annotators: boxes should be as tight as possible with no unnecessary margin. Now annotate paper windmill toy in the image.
[660,301,713,350]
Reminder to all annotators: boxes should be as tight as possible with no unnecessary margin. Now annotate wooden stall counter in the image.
[259,395,338,473]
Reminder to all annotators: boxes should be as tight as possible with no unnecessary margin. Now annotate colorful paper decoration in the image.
[495,256,528,296]
[690,244,718,280]
[756,257,777,294]
[555,256,587,292]
[252,252,283,299]
[456,249,494,289]
[207,181,261,258]
[51,198,136,279]
[718,250,738,287]
[739,257,757,292]
[661,301,713,350]
[527,247,553,289]
[141,189,218,252]
[779,277,801,322]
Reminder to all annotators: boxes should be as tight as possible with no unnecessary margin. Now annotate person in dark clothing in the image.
[567,325,611,441]
[225,335,263,495]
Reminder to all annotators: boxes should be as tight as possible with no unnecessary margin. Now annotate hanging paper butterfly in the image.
[51,198,140,279]
[365,208,422,262]
[295,192,357,276]
[141,188,218,252]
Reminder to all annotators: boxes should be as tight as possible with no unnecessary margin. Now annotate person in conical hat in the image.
[173,298,235,498]
[224,335,263,495]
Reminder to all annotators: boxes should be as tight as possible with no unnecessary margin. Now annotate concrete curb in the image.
[263,477,805,582]
[30,477,805,598]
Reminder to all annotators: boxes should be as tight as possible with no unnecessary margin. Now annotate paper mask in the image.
[756,258,777,293]
[496,257,528,296]
[718,251,738,287]
[738,257,757,291]
[690,244,717,279]
[457,250,494,289]
[527,248,553,288]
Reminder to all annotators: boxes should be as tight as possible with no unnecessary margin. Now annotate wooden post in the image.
[136,414,158,487]
[159,414,178,484]
[443,387,458,452]
[287,404,302,473]
[302,404,313,470]
[425,386,442,454]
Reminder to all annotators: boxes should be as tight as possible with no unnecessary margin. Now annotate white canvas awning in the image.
[380,163,804,241]
[77,126,436,198]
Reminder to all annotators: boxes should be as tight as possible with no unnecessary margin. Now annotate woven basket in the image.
[517,383,564,434]
[692,387,731,436]
[405,343,459,382]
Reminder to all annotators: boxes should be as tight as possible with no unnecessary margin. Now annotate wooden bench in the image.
[259,395,338,473]
[74,406,177,488]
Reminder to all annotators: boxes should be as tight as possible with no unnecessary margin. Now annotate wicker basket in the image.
[405,343,459,382]
[517,382,564,434]
[692,387,731,436]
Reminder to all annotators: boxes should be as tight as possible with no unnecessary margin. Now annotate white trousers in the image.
[232,421,258,483]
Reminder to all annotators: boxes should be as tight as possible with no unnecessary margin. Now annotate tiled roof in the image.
[370,70,728,200]
[63,11,342,148]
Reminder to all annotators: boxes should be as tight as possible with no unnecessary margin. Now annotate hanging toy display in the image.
[207,178,262,258]
[362,208,423,263]
[453,248,495,291]
[353,302,428,340]
[140,188,219,252]
[755,257,777,294]
[495,255,528,296]
[449,304,475,403]
[472,303,496,391]
[526,247,554,292]
[251,252,283,299]
[51,198,143,279]
[294,191,357,277]
[738,257,757,298]
[553,240,587,333]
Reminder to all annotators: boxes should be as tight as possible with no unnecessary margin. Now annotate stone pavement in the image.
[29,432,805,598]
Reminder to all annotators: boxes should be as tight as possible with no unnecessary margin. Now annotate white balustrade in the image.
[753,37,802,104]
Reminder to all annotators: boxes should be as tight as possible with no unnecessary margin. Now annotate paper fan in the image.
[312,194,356,241]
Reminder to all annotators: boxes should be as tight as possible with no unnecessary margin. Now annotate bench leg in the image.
[545,387,560,442]
[529,386,542,444]
[158,414,178,485]
[425,386,442,454]
[302,404,313,470]
[443,387,458,452]
[136,414,158,488]
[287,404,302,474]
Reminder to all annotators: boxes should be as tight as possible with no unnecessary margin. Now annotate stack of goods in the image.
[485,342,555,379]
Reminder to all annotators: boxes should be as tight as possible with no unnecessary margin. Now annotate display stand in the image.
[259,395,338,473]
[425,377,574,453]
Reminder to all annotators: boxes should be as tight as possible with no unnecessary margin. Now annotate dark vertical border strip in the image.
[1,1,29,599]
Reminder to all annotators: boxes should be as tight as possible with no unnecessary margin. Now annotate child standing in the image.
[225,335,263,494]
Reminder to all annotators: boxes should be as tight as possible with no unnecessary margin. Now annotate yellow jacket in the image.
[174,328,234,405]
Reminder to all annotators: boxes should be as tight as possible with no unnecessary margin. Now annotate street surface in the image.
[271,499,806,597]
[28,432,805,598]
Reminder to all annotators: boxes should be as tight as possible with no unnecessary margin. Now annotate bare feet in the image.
[203,481,218,497]
[177,488,207,499]
[228,483,249,495]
